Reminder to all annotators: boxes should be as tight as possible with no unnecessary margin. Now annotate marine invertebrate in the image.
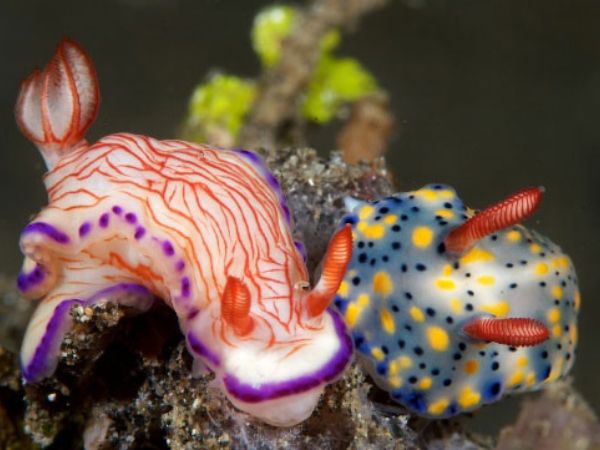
[14,39,353,427]
[335,184,579,417]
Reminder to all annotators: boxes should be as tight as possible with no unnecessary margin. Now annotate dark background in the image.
[1,0,598,434]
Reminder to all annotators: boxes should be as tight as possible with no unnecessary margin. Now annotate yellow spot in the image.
[460,247,495,265]
[508,371,524,386]
[398,356,412,369]
[535,263,549,275]
[450,298,462,313]
[477,275,495,286]
[388,376,403,388]
[552,324,562,337]
[419,377,433,390]
[442,264,453,276]
[545,357,564,383]
[410,306,425,322]
[435,209,454,219]
[362,224,385,240]
[345,304,361,328]
[517,356,529,367]
[526,372,536,386]
[480,301,510,318]
[338,281,349,297]
[570,324,578,345]
[547,307,561,323]
[380,309,396,334]
[357,293,370,307]
[359,205,374,220]
[416,188,437,201]
[574,290,581,311]
[552,285,564,299]
[426,326,450,351]
[428,398,449,415]
[383,214,397,224]
[506,230,521,242]
[438,190,455,200]
[412,226,433,248]
[371,347,385,361]
[435,278,456,291]
[553,256,569,268]
[464,360,480,375]
[458,386,481,408]
[529,243,542,254]
[373,272,393,296]
[389,360,399,376]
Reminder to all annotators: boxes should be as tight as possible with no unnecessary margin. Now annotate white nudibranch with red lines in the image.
[14,39,353,426]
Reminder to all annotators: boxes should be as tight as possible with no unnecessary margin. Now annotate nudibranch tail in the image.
[221,277,254,336]
[463,317,550,347]
[306,225,353,317]
[445,187,543,254]
[15,38,99,169]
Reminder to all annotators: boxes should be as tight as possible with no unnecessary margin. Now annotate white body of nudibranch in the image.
[15,39,353,426]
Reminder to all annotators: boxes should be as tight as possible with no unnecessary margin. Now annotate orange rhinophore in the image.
[15,39,352,427]
[463,317,550,347]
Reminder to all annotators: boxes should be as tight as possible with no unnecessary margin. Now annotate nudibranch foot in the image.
[335,184,579,418]
[15,39,354,426]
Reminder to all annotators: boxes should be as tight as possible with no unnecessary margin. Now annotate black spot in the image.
[401,264,408,273]
[379,207,389,214]
[416,263,427,271]
[334,299,342,308]
[564,324,570,332]
[491,361,500,371]
[431,368,440,376]
[382,255,389,262]
[438,220,448,226]
[491,235,498,241]
[392,225,401,232]
[557,343,562,350]
[453,261,460,269]
[467,291,474,297]
[426,307,436,317]
[405,324,413,332]
[404,292,413,300]
[414,346,424,356]
[508,346,517,352]
[409,194,415,199]
[485,381,502,400]
[509,283,518,289]
[358,253,367,263]
[520,260,528,265]
[357,241,365,248]
[354,336,365,348]
[398,339,405,349]
[401,214,409,221]
[382,346,389,354]
[391,305,399,312]
[433,184,443,190]
[411,206,420,213]
[443,378,452,386]
[479,351,486,357]
[506,263,514,268]
[374,215,381,221]
[352,277,361,286]
[465,272,471,278]
[370,259,377,266]
[554,300,560,305]
[453,353,462,361]
[465,303,474,311]
[367,242,374,248]
[392,242,401,250]
[419,362,427,369]
[437,242,446,254]
[566,352,572,361]
[458,342,467,351]
[444,202,453,209]
[540,281,547,287]
[409,376,418,384]
[446,316,454,324]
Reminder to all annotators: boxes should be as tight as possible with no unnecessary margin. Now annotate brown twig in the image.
[238,0,390,154]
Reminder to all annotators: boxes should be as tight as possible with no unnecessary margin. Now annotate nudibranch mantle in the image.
[15,39,352,427]
[334,184,579,418]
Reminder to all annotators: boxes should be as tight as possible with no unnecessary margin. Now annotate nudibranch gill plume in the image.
[334,184,579,418]
[14,39,353,426]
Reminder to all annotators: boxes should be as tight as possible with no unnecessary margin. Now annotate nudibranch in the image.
[334,184,579,418]
[15,39,353,426]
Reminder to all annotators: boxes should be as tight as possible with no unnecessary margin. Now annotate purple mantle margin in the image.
[22,221,71,244]
[23,283,154,382]
[221,310,353,403]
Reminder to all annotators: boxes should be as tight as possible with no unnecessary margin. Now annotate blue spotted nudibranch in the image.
[334,184,579,418]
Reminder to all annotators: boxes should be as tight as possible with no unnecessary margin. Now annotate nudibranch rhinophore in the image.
[15,39,353,426]
[334,184,580,418]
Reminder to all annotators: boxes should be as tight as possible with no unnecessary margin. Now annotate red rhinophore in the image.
[444,187,544,254]
[15,38,100,168]
[463,317,549,347]
[306,225,353,317]
[221,277,254,336]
